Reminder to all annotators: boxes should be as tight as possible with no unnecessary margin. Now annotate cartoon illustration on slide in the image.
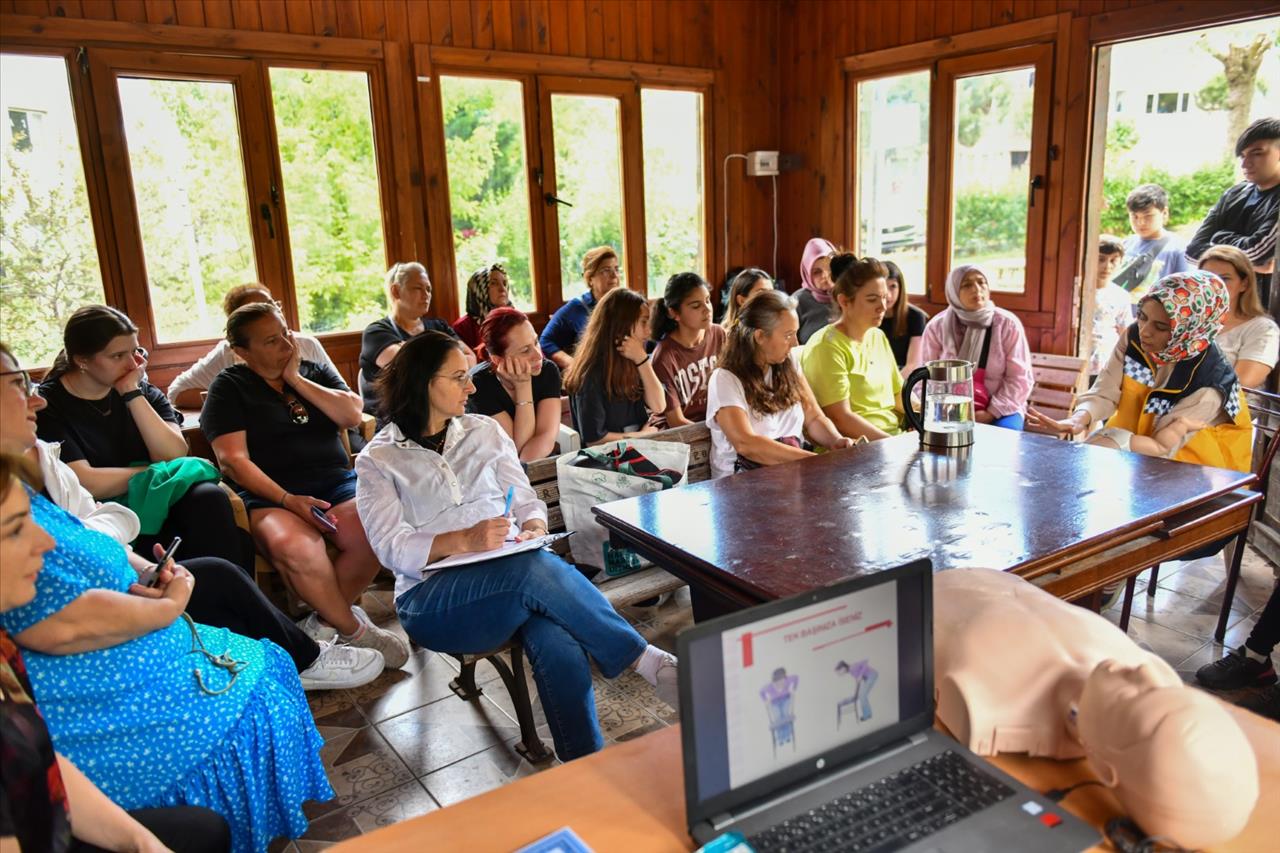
[759,667,799,756]
[835,659,878,727]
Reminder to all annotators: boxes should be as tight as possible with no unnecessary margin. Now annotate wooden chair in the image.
[448,421,712,762]
[1027,352,1088,435]
[1119,387,1280,641]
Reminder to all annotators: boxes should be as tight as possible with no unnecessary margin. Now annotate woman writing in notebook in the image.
[355,331,680,762]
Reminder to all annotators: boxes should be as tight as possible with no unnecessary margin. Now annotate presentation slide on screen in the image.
[721,583,901,790]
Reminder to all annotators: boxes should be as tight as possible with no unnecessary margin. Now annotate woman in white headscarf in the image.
[919,264,1034,429]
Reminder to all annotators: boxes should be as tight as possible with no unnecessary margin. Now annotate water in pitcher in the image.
[923,394,974,433]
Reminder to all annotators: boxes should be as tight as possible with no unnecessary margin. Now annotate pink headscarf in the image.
[799,237,839,304]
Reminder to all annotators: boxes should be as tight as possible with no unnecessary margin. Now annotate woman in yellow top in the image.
[1027,271,1251,471]
[799,255,904,441]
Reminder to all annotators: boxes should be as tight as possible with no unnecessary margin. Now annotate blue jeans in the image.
[395,548,648,760]
[858,670,878,721]
[991,412,1025,430]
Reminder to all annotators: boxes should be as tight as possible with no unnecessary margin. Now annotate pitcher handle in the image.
[901,367,929,433]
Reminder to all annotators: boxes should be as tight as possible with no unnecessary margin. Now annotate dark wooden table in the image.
[592,425,1259,619]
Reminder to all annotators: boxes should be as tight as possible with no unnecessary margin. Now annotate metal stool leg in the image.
[1216,531,1248,643]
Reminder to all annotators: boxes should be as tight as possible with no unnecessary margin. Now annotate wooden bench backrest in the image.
[1028,352,1088,423]
[526,422,713,556]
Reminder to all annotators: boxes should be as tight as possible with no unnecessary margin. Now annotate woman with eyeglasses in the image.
[539,246,623,371]
[201,303,409,670]
[356,331,678,762]
[360,262,476,418]
[167,283,340,410]
[35,305,250,572]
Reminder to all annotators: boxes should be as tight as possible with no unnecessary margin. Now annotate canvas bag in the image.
[556,438,690,582]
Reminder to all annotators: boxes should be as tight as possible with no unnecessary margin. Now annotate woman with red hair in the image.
[466,307,564,461]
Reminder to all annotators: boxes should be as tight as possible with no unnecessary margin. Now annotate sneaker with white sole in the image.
[654,654,679,711]
[342,606,410,669]
[297,612,338,643]
[299,640,384,691]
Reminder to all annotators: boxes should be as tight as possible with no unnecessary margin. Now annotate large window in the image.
[433,63,708,319]
[856,71,929,295]
[642,88,706,297]
[438,75,536,311]
[269,67,388,334]
[0,53,106,366]
[850,42,1052,311]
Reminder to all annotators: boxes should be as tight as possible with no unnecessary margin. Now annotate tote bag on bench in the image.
[556,438,690,582]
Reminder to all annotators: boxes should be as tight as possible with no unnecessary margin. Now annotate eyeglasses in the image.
[0,369,36,397]
[283,392,309,425]
[598,266,622,278]
[433,371,474,389]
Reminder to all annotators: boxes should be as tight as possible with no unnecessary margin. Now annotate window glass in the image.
[949,66,1036,293]
[116,76,257,342]
[0,54,107,365]
[439,75,536,311]
[550,94,626,301]
[856,71,929,295]
[269,67,388,334]
[642,88,705,297]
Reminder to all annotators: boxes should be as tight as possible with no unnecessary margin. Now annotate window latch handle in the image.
[1028,174,1044,208]
[544,192,573,208]
[259,202,275,238]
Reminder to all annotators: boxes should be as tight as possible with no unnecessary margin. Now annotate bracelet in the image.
[279,490,289,506]
[120,389,144,403]
[515,400,534,407]
[634,354,651,367]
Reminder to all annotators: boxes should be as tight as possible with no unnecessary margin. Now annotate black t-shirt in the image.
[879,304,929,368]
[36,377,181,467]
[201,361,351,495]
[796,289,835,344]
[0,630,72,853]
[570,369,648,445]
[359,316,459,413]
[466,359,562,419]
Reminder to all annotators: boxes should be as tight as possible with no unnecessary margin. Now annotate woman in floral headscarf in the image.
[920,264,1034,430]
[795,237,839,344]
[1028,271,1252,470]
[452,264,511,352]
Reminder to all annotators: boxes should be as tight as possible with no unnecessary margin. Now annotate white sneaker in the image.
[343,606,411,670]
[654,655,679,711]
[297,612,338,643]
[299,639,384,691]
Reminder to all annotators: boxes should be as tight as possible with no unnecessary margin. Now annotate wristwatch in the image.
[120,389,144,403]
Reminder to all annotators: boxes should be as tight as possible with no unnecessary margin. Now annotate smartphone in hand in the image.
[138,536,182,587]
[310,505,338,533]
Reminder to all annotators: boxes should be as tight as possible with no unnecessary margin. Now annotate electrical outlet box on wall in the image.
[745,150,779,176]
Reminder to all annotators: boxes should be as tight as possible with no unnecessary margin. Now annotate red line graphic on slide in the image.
[737,605,848,668]
[812,619,893,652]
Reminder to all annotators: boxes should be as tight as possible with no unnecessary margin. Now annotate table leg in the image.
[1216,531,1248,642]
[1118,575,1137,633]
[690,586,742,622]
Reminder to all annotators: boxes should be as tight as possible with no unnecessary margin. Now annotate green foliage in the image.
[1195,74,1229,112]
[952,189,1028,257]
[956,76,1013,148]
[269,68,387,334]
[0,149,105,366]
[1106,119,1139,157]
[1099,158,1237,236]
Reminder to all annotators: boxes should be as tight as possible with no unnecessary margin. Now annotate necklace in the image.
[422,422,449,454]
[65,374,114,416]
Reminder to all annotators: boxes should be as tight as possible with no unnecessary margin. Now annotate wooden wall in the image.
[0,0,779,384]
[775,0,1270,355]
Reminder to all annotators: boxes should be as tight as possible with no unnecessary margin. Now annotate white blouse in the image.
[354,415,548,599]
[1217,315,1280,372]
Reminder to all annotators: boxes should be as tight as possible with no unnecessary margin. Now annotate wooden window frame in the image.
[845,17,1063,320]
[415,45,715,324]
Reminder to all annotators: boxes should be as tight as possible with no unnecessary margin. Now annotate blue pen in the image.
[503,485,515,518]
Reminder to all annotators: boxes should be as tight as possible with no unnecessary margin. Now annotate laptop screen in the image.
[681,564,931,810]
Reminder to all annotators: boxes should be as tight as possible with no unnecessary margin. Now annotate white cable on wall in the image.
[723,153,747,280]
[771,173,778,280]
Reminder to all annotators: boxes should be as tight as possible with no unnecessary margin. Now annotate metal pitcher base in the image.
[919,429,975,449]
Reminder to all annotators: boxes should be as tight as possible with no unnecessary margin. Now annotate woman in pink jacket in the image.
[920,265,1033,430]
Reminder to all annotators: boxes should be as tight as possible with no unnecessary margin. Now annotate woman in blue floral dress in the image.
[0,489,333,852]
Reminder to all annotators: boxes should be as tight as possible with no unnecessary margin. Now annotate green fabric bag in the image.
[124,457,220,536]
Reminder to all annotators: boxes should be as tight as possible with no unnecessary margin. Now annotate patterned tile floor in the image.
[271,549,1275,850]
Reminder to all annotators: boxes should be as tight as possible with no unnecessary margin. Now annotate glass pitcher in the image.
[901,359,976,448]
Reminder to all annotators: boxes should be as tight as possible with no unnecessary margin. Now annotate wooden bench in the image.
[448,421,713,762]
[1027,352,1088,434]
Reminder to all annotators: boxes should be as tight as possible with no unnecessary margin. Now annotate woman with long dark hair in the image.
[35,306,248,570]
[355,331,679,761]
[562,287,667,445]
[878,261,928,376]
[649,272,725,426]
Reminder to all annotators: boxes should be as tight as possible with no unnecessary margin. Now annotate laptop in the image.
[676,560,1100,853]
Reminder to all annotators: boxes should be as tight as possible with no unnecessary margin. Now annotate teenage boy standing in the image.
[1187,117,1280,298]
[1112,183,1189,303]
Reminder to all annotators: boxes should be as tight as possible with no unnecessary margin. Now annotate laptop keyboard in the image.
[746,750,1017,853]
